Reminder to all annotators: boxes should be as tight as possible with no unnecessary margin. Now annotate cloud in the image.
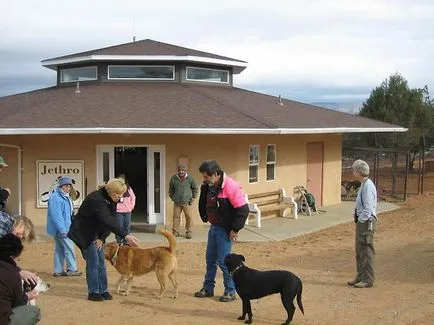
[1,0,433,105]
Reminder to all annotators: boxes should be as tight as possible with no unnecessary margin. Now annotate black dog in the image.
[224,253,304,325]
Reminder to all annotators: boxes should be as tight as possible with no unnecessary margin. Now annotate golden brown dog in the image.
[104,229,178,299]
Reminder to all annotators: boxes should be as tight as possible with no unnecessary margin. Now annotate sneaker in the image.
[219,292,237,302]
[53,272,67,277]
[354,281,373,288]
[186,232,192,239]
[347,278,361,286]
[66,270,82,276]
[172,231,181,237]
[101,292,113,300]
[88,293,104,301]
[194,288,214,298]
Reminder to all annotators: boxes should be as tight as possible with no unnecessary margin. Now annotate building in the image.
[0,39,406,229]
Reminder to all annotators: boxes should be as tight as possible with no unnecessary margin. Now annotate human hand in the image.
[229,230,238,241]
[20,270,38,285]
[26,290,39,301]
[95,239,103,250]
[124,235,139,247]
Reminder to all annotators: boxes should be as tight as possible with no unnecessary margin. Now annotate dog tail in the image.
[158,229,177,254]
[296,280,304,315]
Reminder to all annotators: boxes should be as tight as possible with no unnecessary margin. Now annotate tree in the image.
[358,73,434,169]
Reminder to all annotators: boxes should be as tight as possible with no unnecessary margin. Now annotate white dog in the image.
[23,277,51,306]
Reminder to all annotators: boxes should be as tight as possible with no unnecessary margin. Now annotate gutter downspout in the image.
[0,144,23,214]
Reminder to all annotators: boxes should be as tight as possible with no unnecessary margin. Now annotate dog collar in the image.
[230,264,244,276]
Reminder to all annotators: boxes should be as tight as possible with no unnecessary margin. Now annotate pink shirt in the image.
[116,187,136,213]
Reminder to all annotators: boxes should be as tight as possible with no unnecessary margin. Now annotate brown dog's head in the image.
[103,242,120,261]
[224,253,245,273]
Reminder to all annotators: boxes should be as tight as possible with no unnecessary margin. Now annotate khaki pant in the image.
[9,305,41,325]
[355,221,376,284]
[172,203,193,234]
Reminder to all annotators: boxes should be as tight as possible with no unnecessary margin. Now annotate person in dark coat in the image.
[0,233,41,324]
[68,178,139,301]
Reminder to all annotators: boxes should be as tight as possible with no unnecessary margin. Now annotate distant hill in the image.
[310,101,362,115]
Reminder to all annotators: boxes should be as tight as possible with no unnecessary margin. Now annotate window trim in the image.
[265,144,276,182]
[107,65,175,80]
[248,145,260,184]
[60,66,98,83]
[185,66,230,84]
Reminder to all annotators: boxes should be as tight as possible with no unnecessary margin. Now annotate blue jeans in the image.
[53,235,78,273]
[115,212,131,243]
[83,242,107,295]
[203,224,235,294]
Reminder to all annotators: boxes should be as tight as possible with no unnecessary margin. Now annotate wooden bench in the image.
[245,189,298,228]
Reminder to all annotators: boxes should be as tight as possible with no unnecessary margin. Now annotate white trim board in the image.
[0,127,408,135]
[41,55,248,74]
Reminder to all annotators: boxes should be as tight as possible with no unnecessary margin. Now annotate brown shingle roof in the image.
[42,39,246,63]
[0,83,404,132]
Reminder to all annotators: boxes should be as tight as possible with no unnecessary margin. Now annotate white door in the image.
[96,145,165,225]
[147,145,166,224]
[96,146,115,186]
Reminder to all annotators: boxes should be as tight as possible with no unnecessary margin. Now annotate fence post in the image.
[392,152,397,197]
[404,151,409,201]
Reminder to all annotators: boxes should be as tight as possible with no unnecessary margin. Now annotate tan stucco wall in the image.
[0,133,342,228]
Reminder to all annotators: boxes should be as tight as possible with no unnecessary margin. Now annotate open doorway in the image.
[97,144,165,225]
[114,147,148,223]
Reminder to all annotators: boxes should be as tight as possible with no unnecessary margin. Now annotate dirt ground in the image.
[20,194,434,325]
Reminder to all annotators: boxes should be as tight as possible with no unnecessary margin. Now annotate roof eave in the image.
[41,55,248,74]
[0,127,408,135]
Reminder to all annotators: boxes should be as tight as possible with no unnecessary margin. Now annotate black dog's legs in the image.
[280,293,296,325]
[238,299,253,324]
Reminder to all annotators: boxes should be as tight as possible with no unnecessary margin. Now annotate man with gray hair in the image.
[347,159,377,288]
[169,164,198,239]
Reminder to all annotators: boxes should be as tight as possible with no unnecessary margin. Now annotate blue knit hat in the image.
[58,177,73,187]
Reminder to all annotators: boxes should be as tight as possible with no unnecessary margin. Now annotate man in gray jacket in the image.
[169,164,198,239]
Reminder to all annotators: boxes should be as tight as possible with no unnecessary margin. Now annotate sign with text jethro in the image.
[36,160,84,208]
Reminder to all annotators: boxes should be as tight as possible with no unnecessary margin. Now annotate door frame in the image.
[306,142,324,207]
[96,144,166,225]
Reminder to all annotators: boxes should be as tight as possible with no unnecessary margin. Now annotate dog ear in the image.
[238,254,245,262]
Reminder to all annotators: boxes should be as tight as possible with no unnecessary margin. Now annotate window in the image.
[266,145,276,181]
[186,66,229,83]
[108,65,175,80]
[60,66,97,83]
[249,145,259,183]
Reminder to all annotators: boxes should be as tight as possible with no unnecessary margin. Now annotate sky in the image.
[1,0,434,112]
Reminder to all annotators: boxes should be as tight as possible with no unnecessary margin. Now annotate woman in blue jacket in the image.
[46,177,81,277]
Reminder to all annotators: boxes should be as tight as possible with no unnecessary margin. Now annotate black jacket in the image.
[68,187,127,253]
[0,258,27,324]
[198,177,249,234]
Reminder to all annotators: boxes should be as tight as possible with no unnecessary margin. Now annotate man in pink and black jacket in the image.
[194,160,249,302]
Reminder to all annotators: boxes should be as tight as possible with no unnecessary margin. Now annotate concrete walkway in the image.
[36,201,399,243]
[34,201,399,244]
[130,201,400,243]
